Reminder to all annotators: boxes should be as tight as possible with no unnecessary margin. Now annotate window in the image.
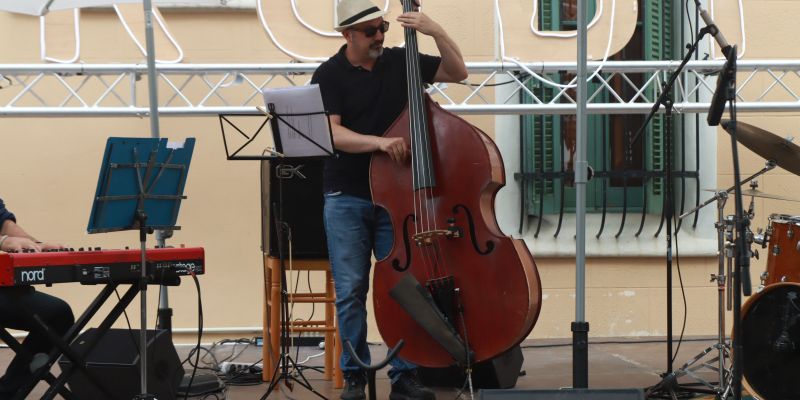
[520,0,698,239]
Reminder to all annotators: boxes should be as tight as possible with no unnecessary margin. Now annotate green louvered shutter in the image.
[523,79,560,215]
[523,0,604,216]
[541,0,559,30]
[644,0,673,213]
[523,0,559,216]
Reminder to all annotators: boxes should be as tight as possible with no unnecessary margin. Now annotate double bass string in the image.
[402,0,452,279]
[403,6,438,280]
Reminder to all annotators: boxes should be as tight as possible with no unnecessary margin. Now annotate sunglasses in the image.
[350,21,390,37]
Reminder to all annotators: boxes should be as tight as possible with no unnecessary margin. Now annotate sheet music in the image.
[262,85,333,157]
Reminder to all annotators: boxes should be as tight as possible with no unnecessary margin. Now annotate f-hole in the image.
[392,214,416,271]
[453,204,494,255]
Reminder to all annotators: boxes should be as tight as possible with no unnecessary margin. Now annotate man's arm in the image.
[329,114,409,164]
[1,219,42,252]
[396,11,468,83]
[1,218,60,252]
[1,219,36,241]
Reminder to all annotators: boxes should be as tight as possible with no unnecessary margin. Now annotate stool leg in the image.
[324,269,334,381]
[334,315,344,389]
[262,255,272,382]
[263,256,282,383]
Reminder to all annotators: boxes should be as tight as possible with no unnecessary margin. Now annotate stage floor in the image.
[4,336,749,399]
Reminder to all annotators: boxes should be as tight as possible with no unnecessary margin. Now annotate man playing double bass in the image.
[311,0,467,399]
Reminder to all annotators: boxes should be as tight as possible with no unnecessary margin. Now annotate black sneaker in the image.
[390,370,435,400]
[341,371,366,400]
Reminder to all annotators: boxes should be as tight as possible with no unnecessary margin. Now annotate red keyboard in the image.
[0,247,204,287]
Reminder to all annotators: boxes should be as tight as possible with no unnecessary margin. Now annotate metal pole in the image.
[143,0,160,139]
[572,0,590,389]
[139,1,160,397]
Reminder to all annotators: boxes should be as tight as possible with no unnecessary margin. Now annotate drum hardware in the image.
[671,163,785,397]
[757,271,769,292]
[752,228,768,247]
[682,161,777,221]
[665,188,741,397]
[753,224,769,295]
[725,216,735,311]
[721,121,800,177]
[702,188,799,203]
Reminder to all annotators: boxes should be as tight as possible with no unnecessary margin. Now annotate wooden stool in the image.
[262,256,343,388]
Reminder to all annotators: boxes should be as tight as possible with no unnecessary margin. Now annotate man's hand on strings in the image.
[399,0,421,11]
[397,13,443,38]
[397,1,444,38]
[377,137,409,164]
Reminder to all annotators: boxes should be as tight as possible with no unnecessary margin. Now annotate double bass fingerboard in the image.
[402,0,436,191]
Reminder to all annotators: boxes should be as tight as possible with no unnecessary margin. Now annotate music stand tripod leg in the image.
[260,196,328,400]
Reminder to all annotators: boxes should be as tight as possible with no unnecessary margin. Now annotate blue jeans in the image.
[323,192,416,381]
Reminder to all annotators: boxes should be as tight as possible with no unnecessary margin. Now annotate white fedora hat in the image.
[335,0,387,32]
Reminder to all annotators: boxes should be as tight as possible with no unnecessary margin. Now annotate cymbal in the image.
[703,188,799,202]
[721,120,800,176]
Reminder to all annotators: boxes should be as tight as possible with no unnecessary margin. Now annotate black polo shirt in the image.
[311,45,441,199]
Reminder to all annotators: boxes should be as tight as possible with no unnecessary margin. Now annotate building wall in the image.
[1,0,797,344]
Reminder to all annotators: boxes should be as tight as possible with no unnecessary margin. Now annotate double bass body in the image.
[370,96,542,368]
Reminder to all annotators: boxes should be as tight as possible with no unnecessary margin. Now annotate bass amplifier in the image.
[260,158,328,259]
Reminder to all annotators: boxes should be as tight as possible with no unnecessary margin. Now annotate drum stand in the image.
[659,163,774,399]
[647,191,731,399]
[666,192,734,398]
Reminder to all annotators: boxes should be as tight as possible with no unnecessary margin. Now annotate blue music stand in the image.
[88,137,195,233]
[87,136,195,399]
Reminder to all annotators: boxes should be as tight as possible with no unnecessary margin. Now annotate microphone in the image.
[694,0,733,57]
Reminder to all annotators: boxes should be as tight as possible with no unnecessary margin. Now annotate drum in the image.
[741,282,800,400]
[764,214,800,286]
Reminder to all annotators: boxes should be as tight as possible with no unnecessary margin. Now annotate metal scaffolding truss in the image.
[1,59,799,117]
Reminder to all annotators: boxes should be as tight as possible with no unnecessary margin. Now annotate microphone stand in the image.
[629,25,717,400]
[720,47,747,400]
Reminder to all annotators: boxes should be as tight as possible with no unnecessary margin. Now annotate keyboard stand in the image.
[0,329,74,399]
[8,283,141,400]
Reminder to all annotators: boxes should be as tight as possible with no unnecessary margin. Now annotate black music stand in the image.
[220,85,335,400]
[88,136,195,399]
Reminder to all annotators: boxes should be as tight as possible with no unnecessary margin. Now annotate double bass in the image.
[369,0,542,367]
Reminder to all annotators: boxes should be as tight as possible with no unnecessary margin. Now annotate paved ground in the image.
[1,335,757,399]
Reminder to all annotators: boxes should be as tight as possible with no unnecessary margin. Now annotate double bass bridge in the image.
[411,217,465,246]
[412,229,459,246]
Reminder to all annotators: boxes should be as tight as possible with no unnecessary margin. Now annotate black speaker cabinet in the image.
[418,345,524,389]
[260,158,328,259]
[478,388,645,399]
[58,328,182,400]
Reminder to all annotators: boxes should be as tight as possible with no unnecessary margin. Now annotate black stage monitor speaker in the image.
[418,345,524,389]
[260,158,328,259]
[58,328,182,400]
[479,388,645,399]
